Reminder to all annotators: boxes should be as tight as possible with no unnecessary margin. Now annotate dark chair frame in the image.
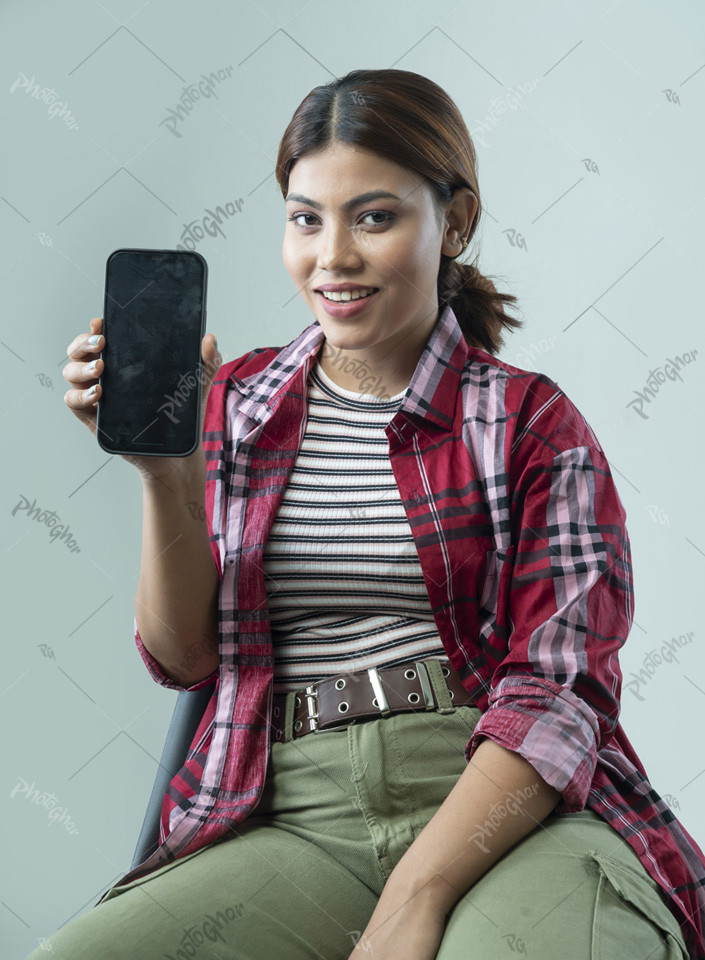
[131,683,216,870]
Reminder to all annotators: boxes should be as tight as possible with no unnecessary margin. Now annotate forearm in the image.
[381,737,561,917]
[135,452,220,687]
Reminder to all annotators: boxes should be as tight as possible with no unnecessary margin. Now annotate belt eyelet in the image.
[449,689,455,699]
[335,678,346,690]
[295,695,302,707]
[273,706,280,718]
[294,719,303,731]
[338,701,349,713]
[442,666,450,677]
[404,668,416,680]
[372,696,379,708]
[407,692,420,704]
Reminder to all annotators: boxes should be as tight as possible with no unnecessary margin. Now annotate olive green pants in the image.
[28,703,689,959]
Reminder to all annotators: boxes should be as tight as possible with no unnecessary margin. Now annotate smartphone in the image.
[96,248,208,457]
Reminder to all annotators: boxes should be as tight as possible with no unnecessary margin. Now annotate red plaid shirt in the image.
[104,304,705,957]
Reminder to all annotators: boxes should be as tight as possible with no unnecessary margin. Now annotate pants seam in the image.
[589,854,604,960]
[387,714,421,845]
[347,722,391,883]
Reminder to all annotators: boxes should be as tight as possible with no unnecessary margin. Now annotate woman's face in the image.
[282,140,469,380]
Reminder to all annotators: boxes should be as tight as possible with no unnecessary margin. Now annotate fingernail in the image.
[213,336,218,351]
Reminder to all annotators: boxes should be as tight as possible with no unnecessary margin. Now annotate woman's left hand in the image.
[347,890,448,960]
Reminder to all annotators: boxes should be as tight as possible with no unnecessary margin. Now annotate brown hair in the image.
[274,68,523,355]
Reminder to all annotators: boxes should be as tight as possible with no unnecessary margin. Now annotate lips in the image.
[315,288,381,317]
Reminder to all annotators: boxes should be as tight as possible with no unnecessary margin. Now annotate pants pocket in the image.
[446,703,482,735]
[588,851,689,959]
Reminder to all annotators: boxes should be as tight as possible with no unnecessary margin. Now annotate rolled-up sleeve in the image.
[464,444,634,813]
[134,615,219,692]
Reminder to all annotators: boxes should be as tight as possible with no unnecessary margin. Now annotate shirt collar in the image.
[227,302,470,433]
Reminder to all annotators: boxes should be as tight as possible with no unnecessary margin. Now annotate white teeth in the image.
[320,287,377,302]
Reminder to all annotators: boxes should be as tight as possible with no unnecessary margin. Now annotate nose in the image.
[317,217,362,271]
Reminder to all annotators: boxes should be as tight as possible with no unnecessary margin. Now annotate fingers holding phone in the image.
[198,331,222,433]
[63,315,104,432]
[64,314,223,484]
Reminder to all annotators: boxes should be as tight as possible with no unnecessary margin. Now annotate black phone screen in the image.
[96,248,208,457]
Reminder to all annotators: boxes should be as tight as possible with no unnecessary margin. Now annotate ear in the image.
[440,188,479,258]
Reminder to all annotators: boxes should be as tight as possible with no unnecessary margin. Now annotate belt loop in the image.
[424,659,454,714]
[284,691,296,742]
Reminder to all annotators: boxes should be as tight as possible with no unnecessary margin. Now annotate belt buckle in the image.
[304,683,320,733]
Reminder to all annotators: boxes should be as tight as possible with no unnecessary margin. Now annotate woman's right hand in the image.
[63,316,223,484]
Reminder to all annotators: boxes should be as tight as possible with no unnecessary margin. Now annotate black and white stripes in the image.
[263,360,448,694]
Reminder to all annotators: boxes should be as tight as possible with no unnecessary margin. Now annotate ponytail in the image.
[437,247,522,357]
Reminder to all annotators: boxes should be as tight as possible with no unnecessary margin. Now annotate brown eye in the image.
[288,213,318,228]
[360,211,394,226]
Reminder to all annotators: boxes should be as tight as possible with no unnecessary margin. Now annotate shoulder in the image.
[202,345,282,439]
[219,345,283,383]
[461,345,604,464]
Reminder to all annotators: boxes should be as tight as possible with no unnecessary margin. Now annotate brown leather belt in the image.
[271,656,477,743]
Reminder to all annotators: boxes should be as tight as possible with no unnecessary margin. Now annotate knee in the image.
[435,852,688,960]
[22,901,134,960]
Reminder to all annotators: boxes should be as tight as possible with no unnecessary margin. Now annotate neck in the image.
[317,307,440,397]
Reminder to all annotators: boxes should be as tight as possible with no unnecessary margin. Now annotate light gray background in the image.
[2,0,703,955]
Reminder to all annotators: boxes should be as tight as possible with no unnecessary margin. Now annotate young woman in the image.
[46,68,704,960]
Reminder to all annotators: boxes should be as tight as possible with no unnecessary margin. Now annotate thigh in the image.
[25,819,379,960]
[435,810,689,960]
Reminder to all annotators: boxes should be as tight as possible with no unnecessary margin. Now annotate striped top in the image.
[263,361,448,694]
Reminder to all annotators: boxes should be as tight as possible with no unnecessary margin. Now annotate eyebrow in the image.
[284,189,402,212]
